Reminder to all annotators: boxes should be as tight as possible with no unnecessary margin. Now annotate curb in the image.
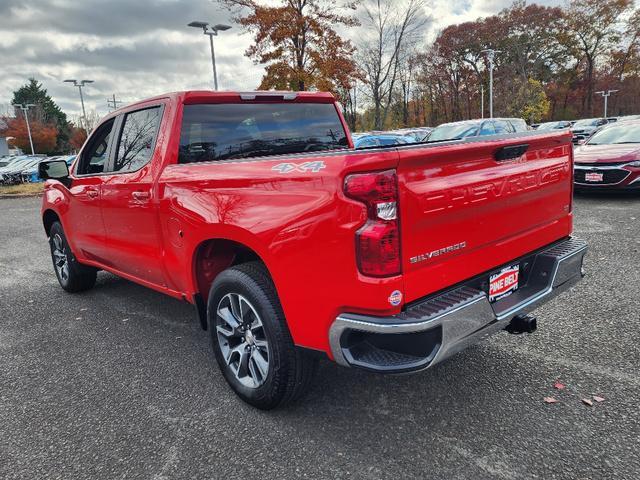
[0,193,44,199]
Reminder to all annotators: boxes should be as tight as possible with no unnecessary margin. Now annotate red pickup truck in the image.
[39,91,587,409]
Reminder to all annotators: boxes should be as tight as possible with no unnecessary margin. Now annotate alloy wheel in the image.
[52,234,69,282]
[216,293,270,388]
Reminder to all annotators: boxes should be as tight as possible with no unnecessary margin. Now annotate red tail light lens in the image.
[344,170,401,277]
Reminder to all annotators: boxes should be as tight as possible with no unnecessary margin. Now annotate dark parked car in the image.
[570,118,608,144]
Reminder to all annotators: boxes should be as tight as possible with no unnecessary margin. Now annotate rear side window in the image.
[493,120,513,134]
[510,119,527,132]
[113,107,161,172]
[178,103,348,163]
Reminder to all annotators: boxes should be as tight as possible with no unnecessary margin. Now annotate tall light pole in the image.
[480,84,484,119]
[64,79,94,130]
[481,49,501,118]
[12,103,36,154]
[595,90,618,118]
[188,21,232,90]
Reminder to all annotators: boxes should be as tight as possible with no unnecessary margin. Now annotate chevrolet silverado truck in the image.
[39,91,587,409]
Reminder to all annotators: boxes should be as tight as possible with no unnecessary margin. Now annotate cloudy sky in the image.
[0,0,565,121]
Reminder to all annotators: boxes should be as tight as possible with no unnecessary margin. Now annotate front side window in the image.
[113,107,161,172]
[77,119,114,175]
[479,121,496,135]
[178,103,348,163]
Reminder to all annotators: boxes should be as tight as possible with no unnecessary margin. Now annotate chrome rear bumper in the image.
[329,237,587,373]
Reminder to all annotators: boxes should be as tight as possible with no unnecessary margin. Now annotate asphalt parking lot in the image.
[0,194,639,480]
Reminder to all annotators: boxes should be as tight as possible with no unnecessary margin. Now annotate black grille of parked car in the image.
[572,131,591,143]
[576,162,629,167]
[574,168,630,185]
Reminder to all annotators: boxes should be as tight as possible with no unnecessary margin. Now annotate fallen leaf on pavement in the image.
[582,398,593,406]
[544,397,559,404]
[554,382,566,390]
[593,396,605,403]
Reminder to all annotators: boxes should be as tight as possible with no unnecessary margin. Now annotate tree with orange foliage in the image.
[220,0,362,93]
[1,116,58,154]
[69,127,88,151]
[561,0,632,115]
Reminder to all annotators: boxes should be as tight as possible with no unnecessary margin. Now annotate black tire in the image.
[207,261,317,409]
[49,221,97,293]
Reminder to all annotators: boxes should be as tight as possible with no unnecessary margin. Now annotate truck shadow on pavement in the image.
[86,273,576,431]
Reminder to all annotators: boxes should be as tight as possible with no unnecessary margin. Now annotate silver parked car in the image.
[570,118,609,144]
[426,118,527,142]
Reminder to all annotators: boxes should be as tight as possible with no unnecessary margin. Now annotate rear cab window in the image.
[178,102,348,163]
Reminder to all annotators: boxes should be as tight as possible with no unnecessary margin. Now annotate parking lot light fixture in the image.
[595,90,619,118]
[12,103,36,154]
[64,79,94,131]
[188,21,232,91]
[481,49,501,118]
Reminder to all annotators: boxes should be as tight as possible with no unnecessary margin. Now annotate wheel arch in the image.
[191,237,272,330]
[42,209,61,237]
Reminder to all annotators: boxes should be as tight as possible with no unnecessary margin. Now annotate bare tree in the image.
[71,110,103,133]
[358,0,430,130]
[616,8,640,81]
[336,82,359,131]
[398,47,419,127]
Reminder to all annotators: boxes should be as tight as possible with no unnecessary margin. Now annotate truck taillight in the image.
[344,170,401,277]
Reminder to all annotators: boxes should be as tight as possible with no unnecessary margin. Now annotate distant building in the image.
[0,118,8,155]
[0,137,8,156]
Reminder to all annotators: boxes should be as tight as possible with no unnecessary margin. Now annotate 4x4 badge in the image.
[272,161,326,173]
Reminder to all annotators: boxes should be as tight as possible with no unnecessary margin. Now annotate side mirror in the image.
[39,159,70,181]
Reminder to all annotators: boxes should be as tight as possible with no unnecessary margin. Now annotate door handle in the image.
[86,188,99,198]
[132,191,150,201]
[495,144,529,161]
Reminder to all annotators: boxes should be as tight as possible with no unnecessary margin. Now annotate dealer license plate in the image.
[489,264,520,302]
[584,172,603,182]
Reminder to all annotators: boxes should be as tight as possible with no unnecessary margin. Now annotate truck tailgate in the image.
[397,131,574,303]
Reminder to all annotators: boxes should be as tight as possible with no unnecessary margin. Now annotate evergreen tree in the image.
[11,78,72,153]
